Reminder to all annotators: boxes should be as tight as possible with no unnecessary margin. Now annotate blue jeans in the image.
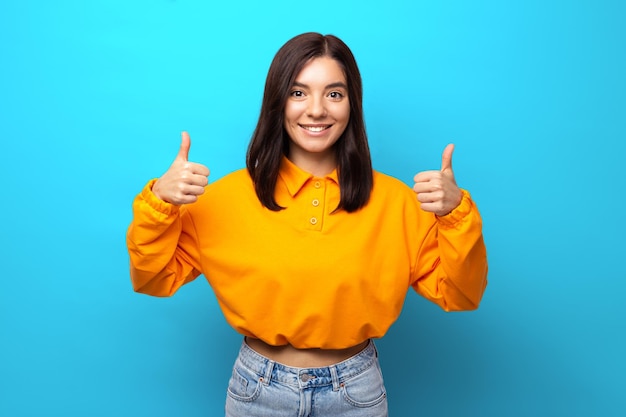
[225,339,388,417]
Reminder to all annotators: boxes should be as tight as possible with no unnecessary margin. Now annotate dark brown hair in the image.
[246,32,373,212]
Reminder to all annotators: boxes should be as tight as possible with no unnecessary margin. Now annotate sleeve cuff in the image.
[436,189,474,228]
[139,178,181,216]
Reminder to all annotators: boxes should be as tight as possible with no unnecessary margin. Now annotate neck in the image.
[287,151,337,177]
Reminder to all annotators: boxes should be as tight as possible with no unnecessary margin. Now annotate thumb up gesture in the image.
[413,144,463,216]
[152,132,210,205]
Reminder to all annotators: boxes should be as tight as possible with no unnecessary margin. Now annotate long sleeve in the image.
[411,189,488,311]
[126,179,202,297]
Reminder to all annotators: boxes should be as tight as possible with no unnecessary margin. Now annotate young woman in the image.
[127,32,488,417]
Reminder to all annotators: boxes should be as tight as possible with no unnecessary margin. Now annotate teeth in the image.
[302,125,329,132]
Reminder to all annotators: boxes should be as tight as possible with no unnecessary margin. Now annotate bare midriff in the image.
[245,337,369,368]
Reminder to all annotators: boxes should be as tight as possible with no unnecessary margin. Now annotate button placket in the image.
[306,179,325,231]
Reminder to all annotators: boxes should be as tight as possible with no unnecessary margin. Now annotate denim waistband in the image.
[236,340,378,389]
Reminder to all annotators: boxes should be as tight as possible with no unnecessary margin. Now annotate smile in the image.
[299,124,332,132]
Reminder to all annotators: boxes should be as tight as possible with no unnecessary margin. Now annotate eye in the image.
[290,90,305,98]
[328,91,344,100]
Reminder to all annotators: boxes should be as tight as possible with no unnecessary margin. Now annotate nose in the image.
[306,95,327,118]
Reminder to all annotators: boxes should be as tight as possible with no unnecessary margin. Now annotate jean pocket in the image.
[341,363,387,408]
[226,362,263,402]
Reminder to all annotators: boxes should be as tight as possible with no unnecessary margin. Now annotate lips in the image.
[299,124,332,132]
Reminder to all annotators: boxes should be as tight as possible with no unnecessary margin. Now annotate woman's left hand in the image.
[413,144,463,217]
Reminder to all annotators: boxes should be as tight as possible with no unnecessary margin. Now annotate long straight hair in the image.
[246,33,373,212]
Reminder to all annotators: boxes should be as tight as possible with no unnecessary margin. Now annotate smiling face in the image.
[284,56,350,176]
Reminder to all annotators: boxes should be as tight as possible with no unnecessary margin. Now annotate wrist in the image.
[436,189,472,225]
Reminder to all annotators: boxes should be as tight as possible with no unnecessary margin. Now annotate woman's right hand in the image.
[152,131,210,205]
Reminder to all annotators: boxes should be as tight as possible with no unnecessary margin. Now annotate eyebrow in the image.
[292,81,348,90]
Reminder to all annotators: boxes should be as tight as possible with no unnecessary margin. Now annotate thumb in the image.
[441,143,455,172]
[176,131,191,161]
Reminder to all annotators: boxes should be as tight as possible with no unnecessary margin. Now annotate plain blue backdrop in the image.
[1,0,625,416]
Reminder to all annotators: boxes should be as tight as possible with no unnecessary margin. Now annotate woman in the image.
[127,32,487,416]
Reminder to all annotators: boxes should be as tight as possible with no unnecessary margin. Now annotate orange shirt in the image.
[127,157,488,349]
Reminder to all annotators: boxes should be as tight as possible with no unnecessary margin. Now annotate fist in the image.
[413,144,463,216]
[152,132,210,205]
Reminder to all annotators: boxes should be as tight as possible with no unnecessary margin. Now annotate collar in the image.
[278,156,339,197]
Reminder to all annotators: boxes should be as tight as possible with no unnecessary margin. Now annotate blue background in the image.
[1,0,625,416]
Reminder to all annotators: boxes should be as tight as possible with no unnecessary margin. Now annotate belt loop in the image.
[262,360,274,386]
[330,365,340,391]
[371,339,378,357]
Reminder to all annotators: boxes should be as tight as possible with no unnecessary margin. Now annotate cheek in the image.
[338,104,351,125]
[284,102,304,124]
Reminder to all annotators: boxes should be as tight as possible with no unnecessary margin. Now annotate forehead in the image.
[294,56,347,84]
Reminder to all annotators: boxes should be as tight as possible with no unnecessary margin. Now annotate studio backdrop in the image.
[1,1,624,416]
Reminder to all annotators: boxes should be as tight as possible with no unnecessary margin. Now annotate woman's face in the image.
[284,56,350,172]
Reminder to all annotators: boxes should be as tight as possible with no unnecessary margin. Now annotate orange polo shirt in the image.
[127,157,487,349]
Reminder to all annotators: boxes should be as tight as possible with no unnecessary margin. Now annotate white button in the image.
[314,181,321,189]
[312,199,320,207]
[310,217,318,225]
